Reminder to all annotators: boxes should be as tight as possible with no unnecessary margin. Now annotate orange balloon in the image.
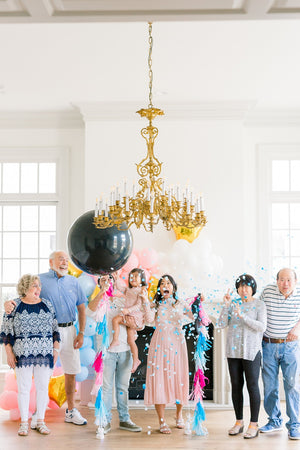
[148,276,159,302]
[68,261,83,278]
[173,225,204,243]
[48,375,66,408]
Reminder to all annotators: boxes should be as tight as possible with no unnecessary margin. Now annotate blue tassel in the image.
[94,387,108,427]
[96,315,109,349]
[192,401,207,436]
[194,332,211,371]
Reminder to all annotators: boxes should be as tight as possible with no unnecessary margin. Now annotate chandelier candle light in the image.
[94,23,207,233]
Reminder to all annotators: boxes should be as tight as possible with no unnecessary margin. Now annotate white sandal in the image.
[18,422,29,436]
[36,421,51,435]
[160,422,171,434]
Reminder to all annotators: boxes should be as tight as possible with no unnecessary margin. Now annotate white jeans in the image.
[15,365,52,422]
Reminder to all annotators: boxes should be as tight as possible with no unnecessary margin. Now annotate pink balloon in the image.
[48,399,60,410]
[53,366,64,376]
[122,253,139,273]
[9,408,21,421]
[0,391,18,410]
[119,269,129,285]
[144,269,151,284]
[139,248,158,269]
[4,373,18,392]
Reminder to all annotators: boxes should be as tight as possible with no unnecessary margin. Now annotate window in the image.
[0,148,68,368]
[258,146,300,275]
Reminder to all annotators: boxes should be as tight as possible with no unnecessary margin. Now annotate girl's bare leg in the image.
[108,315,123,348]
[127,327,141,373]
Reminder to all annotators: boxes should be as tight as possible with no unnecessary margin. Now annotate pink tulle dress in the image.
[121,286,144,330]
[144,298,189,406]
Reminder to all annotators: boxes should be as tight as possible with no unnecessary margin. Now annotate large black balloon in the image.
[67,210,133,275]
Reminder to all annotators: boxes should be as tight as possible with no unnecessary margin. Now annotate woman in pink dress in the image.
[144,274,194,434]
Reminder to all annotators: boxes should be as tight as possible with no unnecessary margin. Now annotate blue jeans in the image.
[262,340,300,431]
[102,350,132,423]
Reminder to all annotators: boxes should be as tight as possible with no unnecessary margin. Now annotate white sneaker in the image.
[65,408,87,425]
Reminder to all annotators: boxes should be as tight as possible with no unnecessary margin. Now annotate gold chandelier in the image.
[94,23,207,233]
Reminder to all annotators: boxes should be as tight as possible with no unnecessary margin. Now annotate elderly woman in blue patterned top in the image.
[217,274,267,439]
[0,274,60,437]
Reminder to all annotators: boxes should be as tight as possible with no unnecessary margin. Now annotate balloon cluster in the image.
[158,233,223,295]
[0,367,65,420]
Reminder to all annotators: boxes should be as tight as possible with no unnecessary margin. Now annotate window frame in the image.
[257,143,300,274]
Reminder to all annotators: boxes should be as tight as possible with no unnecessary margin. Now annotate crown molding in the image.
[0,110,84,129]
[76,101,255,122]
[1,104,300,129]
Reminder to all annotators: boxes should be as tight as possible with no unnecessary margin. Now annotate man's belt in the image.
[58,321,74,327]
[263,336,293,344]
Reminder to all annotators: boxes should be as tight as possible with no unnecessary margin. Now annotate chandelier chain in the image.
[93,22,206,233]
[148,22,153,109]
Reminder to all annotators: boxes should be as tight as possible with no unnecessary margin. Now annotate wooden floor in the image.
[0,401,297,450]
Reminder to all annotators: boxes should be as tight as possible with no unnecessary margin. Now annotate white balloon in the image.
[192,235,213,258]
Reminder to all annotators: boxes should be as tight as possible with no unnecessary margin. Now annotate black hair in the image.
[235,274,257,296]
[154,274,178,308]
[128,268,147,288]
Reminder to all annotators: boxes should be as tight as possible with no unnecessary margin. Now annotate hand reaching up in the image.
[223,288,232,307]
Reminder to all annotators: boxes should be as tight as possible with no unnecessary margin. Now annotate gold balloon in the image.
[48,375,66,408]
[90,285,100,301]
[148,276,159,302]
[173,225,203,243]
[68,261,83,278]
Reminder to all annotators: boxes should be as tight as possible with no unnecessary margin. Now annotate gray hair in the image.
[49,250,68,260]
[276,268,297,281]
[17,274,41,298]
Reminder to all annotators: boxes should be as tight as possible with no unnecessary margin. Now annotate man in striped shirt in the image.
[259,268,300,440]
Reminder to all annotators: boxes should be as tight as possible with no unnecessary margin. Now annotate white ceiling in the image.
[1,0,300,112]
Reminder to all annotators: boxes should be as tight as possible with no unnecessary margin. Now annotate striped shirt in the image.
[259,284,300,339]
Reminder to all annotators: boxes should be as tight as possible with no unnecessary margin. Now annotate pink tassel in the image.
[190,380,204,403]
[194,368,209,390]
[107,282,114,297]
[92,351,103,374]
[95,371,103,387]
[198,303,211,326]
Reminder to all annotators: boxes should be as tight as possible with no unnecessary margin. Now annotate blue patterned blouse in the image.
[0,298,60,369]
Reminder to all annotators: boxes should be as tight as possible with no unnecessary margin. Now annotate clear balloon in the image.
[77,273,96,298]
